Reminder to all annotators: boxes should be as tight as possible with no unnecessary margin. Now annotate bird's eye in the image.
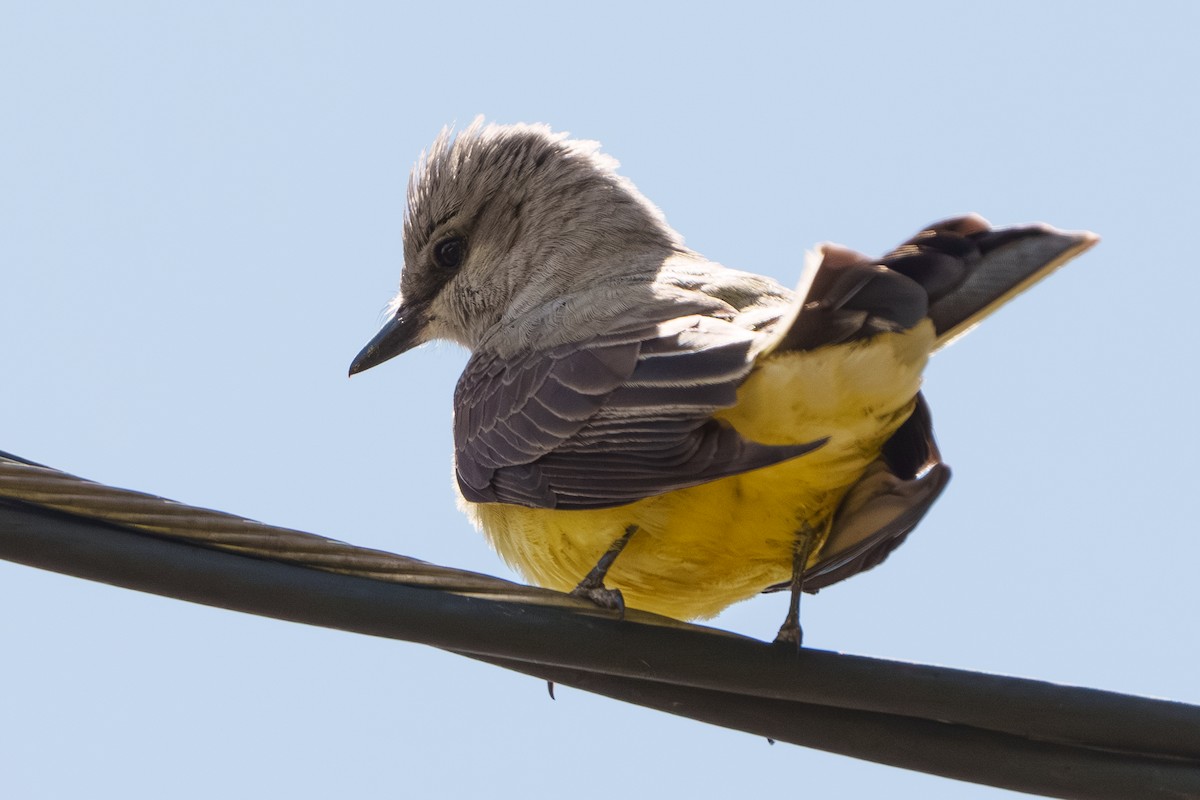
[433,237,466,270]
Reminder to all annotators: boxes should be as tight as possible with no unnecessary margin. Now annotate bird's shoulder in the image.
[479,253,792,353]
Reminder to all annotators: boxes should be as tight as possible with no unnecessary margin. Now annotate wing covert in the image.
[454,315,825,509]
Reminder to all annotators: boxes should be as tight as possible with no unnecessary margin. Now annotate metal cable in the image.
[4,452,1200,798]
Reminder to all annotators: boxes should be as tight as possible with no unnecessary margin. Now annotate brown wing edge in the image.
[767,393,951,594]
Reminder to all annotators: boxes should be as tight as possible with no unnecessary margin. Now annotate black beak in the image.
[348,304,427,376]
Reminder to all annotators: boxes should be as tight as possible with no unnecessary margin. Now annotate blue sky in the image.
[2,3,1198,798]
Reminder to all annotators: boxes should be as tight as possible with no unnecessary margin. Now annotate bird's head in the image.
[349,119,680,375]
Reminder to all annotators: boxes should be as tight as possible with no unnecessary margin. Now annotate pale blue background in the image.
[2,3,1198,798]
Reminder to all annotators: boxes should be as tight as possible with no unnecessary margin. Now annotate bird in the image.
[349,119,1096,644]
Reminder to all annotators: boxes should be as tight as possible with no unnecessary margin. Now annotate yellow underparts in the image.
[465,320,935,620]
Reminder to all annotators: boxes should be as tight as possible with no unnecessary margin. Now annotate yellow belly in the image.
[464,321,935,620]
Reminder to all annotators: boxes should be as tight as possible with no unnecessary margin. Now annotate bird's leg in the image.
[774,524,816,650]
[570,524,638,617]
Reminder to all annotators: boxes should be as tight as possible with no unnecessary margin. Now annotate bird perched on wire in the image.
[350,119,1096,644]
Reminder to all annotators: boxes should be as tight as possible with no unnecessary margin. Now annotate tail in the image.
[772,214,1099,353]
[764,215,1097,593]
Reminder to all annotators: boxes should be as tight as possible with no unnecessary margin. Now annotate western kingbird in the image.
[350,120,1096,641]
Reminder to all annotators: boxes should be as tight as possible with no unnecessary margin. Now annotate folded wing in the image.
[455,315,825,510]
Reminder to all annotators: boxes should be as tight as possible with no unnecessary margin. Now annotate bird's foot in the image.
[569,525,637,618]
[773,617,804,651]
[570,582,626,618]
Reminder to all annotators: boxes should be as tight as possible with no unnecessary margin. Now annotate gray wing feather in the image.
[455,315,824,510]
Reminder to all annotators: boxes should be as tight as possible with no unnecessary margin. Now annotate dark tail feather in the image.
[881,214,1099,349]
[773,214,1098,353]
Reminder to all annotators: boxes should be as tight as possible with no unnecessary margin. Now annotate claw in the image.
[570,583,626,618]
[773,618,803,650]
